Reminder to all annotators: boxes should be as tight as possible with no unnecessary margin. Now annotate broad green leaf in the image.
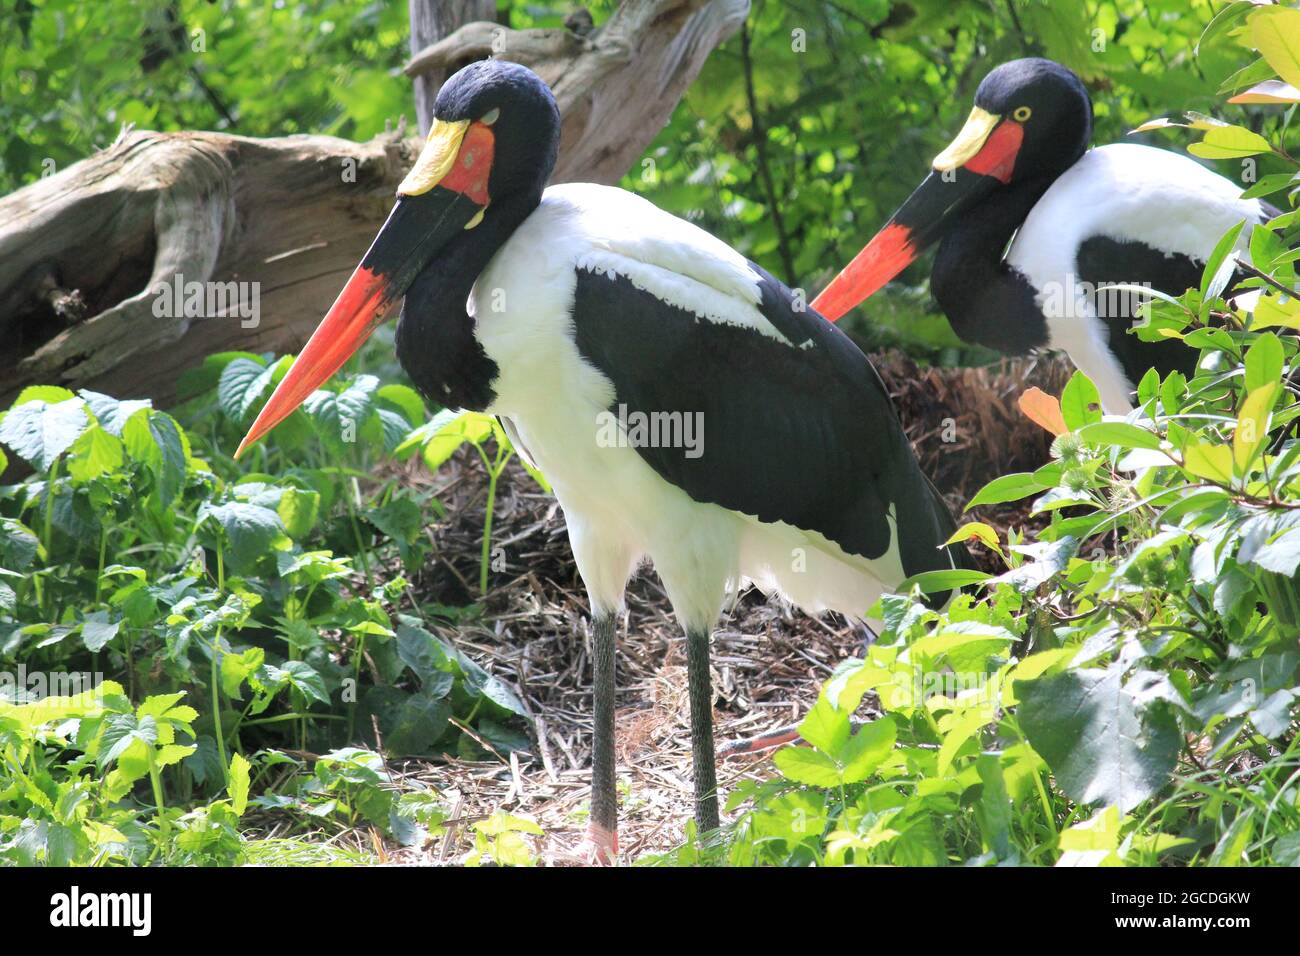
[1248,527,1300,576]
[0,396,89,471]
[377,384,426,426]
[1244,331,1284,392]
[840,717,896,784]
[1182,443,1234,484]
[1019,666,1180,812]
[217,357,269,422]
[66,425,124,483]
[1059,372,1103,431]
[79,390,152,436]
[1188,125,1273,160]
[774,745,843,787]
[275,660,329,705]
[80,611,120,652]
[276,486,320,539]
[199,501,285,570]
[1251,6,1300,90]
[1252,294,1300,330]
[304,374,379,446]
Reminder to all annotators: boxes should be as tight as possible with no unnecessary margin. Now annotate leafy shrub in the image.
[0,348,531,863]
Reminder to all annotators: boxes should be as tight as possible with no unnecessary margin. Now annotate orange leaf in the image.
[1019,387,1067,436]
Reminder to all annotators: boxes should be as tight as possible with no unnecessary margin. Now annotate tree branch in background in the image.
[0,0,749,406]
[405,0,750,185]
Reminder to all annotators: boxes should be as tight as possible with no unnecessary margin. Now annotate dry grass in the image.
[376,353,1073,864]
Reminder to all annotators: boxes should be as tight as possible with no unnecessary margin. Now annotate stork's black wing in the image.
[1076,236,1204,385]
[570,262,968,596]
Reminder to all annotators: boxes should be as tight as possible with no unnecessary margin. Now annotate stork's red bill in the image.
[234,119,496,459]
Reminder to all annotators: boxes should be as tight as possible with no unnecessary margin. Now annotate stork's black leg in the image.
[685,628,720,833]
[587,612,618,862]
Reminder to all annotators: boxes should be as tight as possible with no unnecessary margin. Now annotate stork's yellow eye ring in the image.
[1012,106,1033,122]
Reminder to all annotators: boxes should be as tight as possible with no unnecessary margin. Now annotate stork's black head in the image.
[430,58,561,206]
[965,58,1093,183]
[812,58,1094,322]
[234,59,561,457]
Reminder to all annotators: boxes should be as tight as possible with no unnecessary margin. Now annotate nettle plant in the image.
[0,352,530,862]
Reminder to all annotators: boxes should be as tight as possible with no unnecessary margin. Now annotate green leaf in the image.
[276,486,320,540]
[0,396,89,471]
[274,660,329,705]
[1251,6,1300,90]
[1248,527,1300,576]
[200,501,285,570]
[79,390,152,436]
[966,472,1053,509]
[1200,221,1245,302]
[1182,443,1234,485]
[229,753,251,816]
[377,384,426,426]
[217,357,270,422]
[398,409,495,471]
[840,717,896,784]
[122,410,190,507]
[65,426,124,483]
[774,745,843,787]
[80,611,120,652]
[304,375,379,446]
[381,689,452,755]
[1244,332,1284,392]
[1019,666,1180,812]
[1075,422,1162,451]
[1059,372,1102,431]
[1188,125,1274,160]
[1234,385,1277,476]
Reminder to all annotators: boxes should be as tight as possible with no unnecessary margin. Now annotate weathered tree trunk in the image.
[408,0,497,135]
[406,0,749,184]
[0,0,748,408]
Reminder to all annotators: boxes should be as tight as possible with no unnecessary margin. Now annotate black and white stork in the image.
[812,57,1276,413]
[236,59,967,863]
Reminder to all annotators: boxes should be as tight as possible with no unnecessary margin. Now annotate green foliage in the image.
[0,339,537,863]
[1,0,413,192]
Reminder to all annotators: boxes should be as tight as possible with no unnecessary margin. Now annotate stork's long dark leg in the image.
[587,612,619,862]
[686,628,720,833]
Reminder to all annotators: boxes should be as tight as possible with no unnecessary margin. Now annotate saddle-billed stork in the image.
[812,58,1277,413]
[234,59,967,862]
